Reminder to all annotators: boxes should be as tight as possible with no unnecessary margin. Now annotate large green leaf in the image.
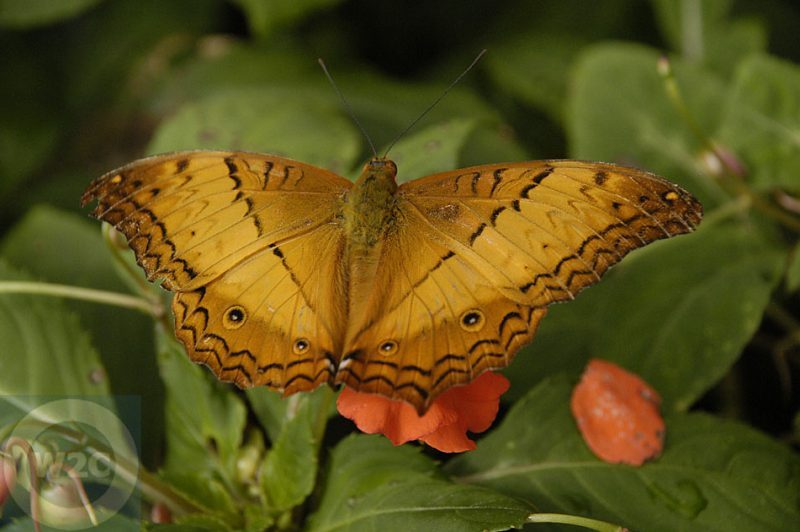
[151,45,319,114]
[0,262,138,511]
[336,71,500,157]
[307,435,532,532]
[386,119,480,183]
[504,222,785,412]
[259,388,333,514]
[716,54,800,191]
[0,206,163,461]
[151,44,500,163]
[156,329,246,518]
[447,377,800,532]
[568,42,727,208]
[0,261,110,399]
[484,32,588,123]
[148,87,361,176]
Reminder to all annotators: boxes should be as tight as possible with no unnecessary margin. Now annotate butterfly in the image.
[81,151,702,414]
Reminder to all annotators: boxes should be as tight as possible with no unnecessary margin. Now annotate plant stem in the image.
[0,282,155,315]
[527,512,626,531]
[3,438,42,532]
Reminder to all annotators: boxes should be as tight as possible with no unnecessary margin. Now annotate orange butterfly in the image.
[82,151,701,413]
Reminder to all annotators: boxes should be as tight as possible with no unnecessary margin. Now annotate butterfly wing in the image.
[82,151,352,394]
[337,161,702,413]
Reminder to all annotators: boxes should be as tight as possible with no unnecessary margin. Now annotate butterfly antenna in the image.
[318,58,378,159]
[383,49,487,158]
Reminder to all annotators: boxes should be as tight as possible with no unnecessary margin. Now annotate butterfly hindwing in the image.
[172,219,346,394]
[335,215,548,412]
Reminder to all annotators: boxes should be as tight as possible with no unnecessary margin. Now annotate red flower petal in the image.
[337,372,509,453]
[571,359,665,466]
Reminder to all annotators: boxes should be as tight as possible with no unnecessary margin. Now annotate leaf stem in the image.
[527,512,626,531]
[0,282,155,315]
[59,463,99,525]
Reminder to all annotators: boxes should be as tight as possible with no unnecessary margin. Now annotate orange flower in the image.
[337,372,509,453]
[571,358,665,465]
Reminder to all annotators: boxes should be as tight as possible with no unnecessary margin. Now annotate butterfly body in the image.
[82,151,702,414]
[343,158,399,248]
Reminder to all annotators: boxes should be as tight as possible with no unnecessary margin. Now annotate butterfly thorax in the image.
[343,158,399,248]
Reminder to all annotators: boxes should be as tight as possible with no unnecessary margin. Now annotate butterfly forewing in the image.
[82,151,352,394]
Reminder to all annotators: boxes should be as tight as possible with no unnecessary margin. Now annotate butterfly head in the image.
[354,157,399,192]
[364,157,397,177]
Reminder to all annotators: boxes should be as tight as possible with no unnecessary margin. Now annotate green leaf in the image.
[230,0,343,39]
[650,0,766,76]
[307,435,532,532]
[151,45,319,112]
[335,71,500,156]
[386,119,479,183]
[0,207,162,457]
[459,123,531,167]
[152,47,500,163]
[505,222,785,412]
[259,388,333,513]
[446,377,800,532]
[485,32,587,123]
[245,389,289,443]
[168,513,233,531]
[716,54,800,191]
[568,42,726,208]
[375,118,528,184]
[148,87,361,176]
[0,0,104,28]
[0,262,138,504]
[156,329,246,517]
[0,261,110,399]
[246,385,333,447]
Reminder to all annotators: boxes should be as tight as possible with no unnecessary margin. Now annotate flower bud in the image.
[150,502,172,524]
[38,478,93,529]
